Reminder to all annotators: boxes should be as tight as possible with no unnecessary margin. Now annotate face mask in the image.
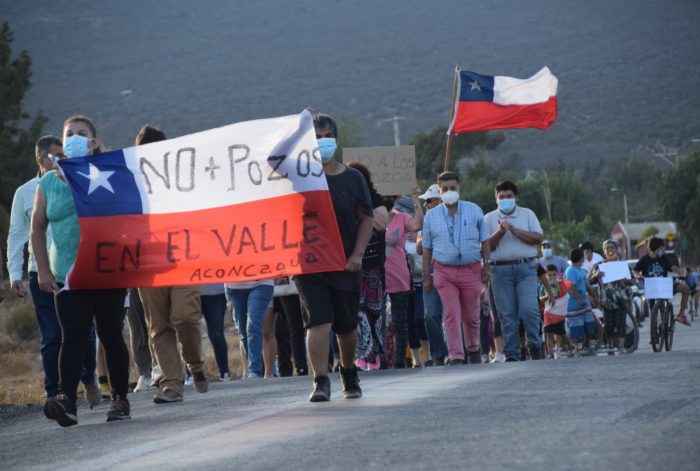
[498,198,516,213]
[542,248,553,258]
[317,137,337,163]
[63,135,92,158]
[441,190,459,205]
[656,250,664,257]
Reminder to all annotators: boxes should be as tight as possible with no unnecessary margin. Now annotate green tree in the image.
[658,150,700,263]
[0,22,47,243]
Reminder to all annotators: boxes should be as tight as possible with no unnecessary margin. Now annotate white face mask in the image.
[441,190,459,205]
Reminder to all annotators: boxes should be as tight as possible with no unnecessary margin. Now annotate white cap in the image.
[418,184,441,200]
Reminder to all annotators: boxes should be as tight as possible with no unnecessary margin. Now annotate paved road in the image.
[1,316,698,470]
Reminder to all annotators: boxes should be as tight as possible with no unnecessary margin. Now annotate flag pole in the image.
[443,64,460,172]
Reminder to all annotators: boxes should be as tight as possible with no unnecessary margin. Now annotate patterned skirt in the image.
[356,267,385,360]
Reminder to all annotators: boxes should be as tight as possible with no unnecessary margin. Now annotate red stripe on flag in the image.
[66,190,346,289]
[450,96,557,134]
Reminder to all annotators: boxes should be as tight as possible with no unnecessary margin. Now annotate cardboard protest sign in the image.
[343,145,416,196]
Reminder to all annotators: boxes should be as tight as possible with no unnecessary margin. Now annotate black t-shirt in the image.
[362,191,386,270]
[634,254,672,277]
[298,166,373,292]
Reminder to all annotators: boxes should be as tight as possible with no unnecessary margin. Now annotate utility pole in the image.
[623,193,631,259]
[379,116,406,146]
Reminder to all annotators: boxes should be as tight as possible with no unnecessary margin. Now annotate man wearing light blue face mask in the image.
[538,239,568,275]
[484,180,544,362]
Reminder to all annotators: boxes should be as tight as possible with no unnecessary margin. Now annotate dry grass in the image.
[0,295,245,405]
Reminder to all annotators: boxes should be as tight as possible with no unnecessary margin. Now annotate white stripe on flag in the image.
[493,67,558,106]
[122,111,326,214]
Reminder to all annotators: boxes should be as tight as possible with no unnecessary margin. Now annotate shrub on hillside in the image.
[4,304,38,344]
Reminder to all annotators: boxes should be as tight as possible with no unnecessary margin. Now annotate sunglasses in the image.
[425,198,438,204]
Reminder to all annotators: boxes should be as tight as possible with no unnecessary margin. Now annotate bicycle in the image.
[649,298,674,352]
[592,307,639,354]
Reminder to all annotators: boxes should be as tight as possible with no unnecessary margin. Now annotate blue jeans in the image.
[226,285,273,377]
[490,260,542,360]
[201,294,229,377]
[29,272,96,396]
[423,287,447,360]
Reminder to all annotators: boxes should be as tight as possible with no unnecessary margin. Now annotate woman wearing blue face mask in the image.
[31,115,131,426]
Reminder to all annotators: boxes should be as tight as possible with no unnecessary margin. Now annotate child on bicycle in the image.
[633,237,691,326]
[589,240,633,354]
[565,248,595,355]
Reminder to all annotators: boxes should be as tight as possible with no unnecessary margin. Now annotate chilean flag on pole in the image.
[56,111,346,289]
[447,67,558,134]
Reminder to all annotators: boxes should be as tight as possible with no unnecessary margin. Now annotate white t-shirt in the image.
[581,252,604,273]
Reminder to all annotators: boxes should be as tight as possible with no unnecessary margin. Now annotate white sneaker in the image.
[151,365,163,385]
[490,352,506,363]
[184,376,193,386]
[220,372,231,381]
[133,375,151,393]
[553,348,561,360]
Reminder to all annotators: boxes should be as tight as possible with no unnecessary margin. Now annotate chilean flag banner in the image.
[447,67,558,134]
[56,111,346,289]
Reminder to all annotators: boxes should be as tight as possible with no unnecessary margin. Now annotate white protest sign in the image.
[598,261,631,284]
[644,277,673,300]
[343,145,416,196]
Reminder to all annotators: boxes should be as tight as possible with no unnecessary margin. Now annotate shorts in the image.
[603,307,626,338]
[566,306,594,339]
[295,275,359,335]
[544,320,566,336]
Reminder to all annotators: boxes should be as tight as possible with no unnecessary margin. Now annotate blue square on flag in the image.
[59,150,143,217]
[458,71,494,102]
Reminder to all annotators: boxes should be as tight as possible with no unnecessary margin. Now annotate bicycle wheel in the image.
[650,303,662,352]
[624,311,639,353]
[665,303,674,351]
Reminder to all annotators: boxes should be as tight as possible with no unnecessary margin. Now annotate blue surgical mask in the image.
[543,248,553,258]
[317,137,337,163]
[656,250,664,257]
[63,135,92,158]
[498,198,516,213]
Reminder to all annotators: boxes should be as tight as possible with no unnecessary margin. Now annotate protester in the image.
[565,248,595,355]
[384,191,423,368]
[295,112,373,401]
[540,264,572,358]
[405,228,432,367]
[126,288,156,391]
[422,172,490,365]
[538,239,568,274]
[272,278,308,376]
[32,116,130,425]
[589,240,633,354]
[134,125,209,404]
[633,237,691,326]
[484,180,544,362]
[416,185,447,365]
[201,284,230,380]
[580,241,604,273]
[7,135,101,406]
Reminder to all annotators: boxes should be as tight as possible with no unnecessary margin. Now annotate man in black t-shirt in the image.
[295,112,374,402]
[633,237,691,326]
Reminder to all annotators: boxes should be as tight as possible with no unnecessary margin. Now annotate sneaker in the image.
[151,365,163,386]
[445,358,463,366]
[192,371,209,393]
[489,352,506,363]
[184,376,193,386]
[545,353,555,359]
[339,366,363,399]
[309,375,331,402]
[505,356,520,362]
[44,394,78,427]
[247,372,262,380]
[42,396,54,419]
[553,348,561,360]
[106,396,131,422]
[133,375,151,393]
[423,359,434,367]
[153,389,184,404]
[84,382,102,409]
[676,314,691,327]
[354,358,368,370]
[220,372,231,381]
[481,354,490,364]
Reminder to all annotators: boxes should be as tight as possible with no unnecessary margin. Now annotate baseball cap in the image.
[418,184,441,200]
[541,239,553,246]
